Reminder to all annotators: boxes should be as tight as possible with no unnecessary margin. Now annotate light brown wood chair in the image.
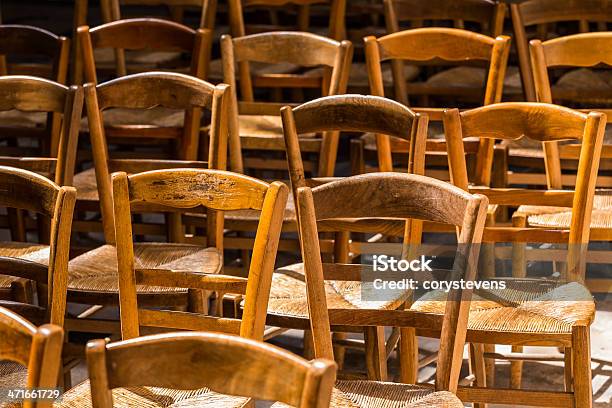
[71,20,217,239]
[0,76,82,243]
[0,25,71,181]
[361,27,510,179]
[350,0,514,99]
[426,102,605,406]
[522,32,612,246]
[58,168,289,407]
[64,72,229,334]
[505,0,612,187]
[62,332,335,407]
[0,24,69,83]
[289,172,487,407]
[264,94,428,380]
[72,0,213,84]
[77,17,209,145]
[0,167,76,391]
[221,31,352,178]
[0,306,64,407]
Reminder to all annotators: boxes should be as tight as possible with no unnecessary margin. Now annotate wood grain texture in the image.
[0,307,64,400]
[113,168,287,341]
[86,332,336,407]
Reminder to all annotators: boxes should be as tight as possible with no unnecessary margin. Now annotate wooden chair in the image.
[72,0,212,84]
[76,17,210,174]
[505,0,612,186]
[204,0,347,83]
[0,167,75,391]
[0,306,64,406]
[221,31,352,177]
[0,76,82,242]
[65,72,228,334]
[428,102,605,406]
[72,18,215,238]
[361,27,510,184]
[0,25,71,176]
[262,94,428,380]
[0,24,69,83]
[60,332,335,407]
[525,32,612,241]
[291,172,488,406]
[58,169,289,407]
[350,0,512,98]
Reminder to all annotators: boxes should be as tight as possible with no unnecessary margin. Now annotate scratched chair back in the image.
[113,168,288,340]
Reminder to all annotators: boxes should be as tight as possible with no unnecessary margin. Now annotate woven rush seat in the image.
[553,68,612,103]
[411,280,594,334]
[424,65,521,91]
[207,58,300,82]
[273,380,463,408]
[93,48,183,68]
[73,167,98,202]
[238,114,284,139]
[347,62,420,89]
[267,263,409,319]
[0,242,49,290]
[56,380,250,408]
[0,361,27,408]
[67,243,222,295]
[79,106,185,132]
[518,191,612,229]
[0,360,27,389]
[0,110,47,128]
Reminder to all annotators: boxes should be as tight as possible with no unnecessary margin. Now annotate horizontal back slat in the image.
[377,28,496,62]
[87,18,196,51]
[138,309,242,334]
[459,103,588,142]
[127,169,270,211]
[135,269,249,293]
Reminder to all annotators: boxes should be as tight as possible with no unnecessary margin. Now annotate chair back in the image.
[84,72,229,243]
[113,168,288,340]
[364,27,510,174]
[0,167,76,327]
[0,306,64,398]
[530,32,612,188]
[78,18,209,83]
[221,31,352,176]
[0,25,69,83]
[86,332,336,408]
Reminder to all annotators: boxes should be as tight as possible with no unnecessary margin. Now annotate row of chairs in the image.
[0,88,606,406]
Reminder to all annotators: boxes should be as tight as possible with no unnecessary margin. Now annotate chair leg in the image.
[364,326,387,381]
[303,329,315,360]
[332,332,347,370]
[572,325,592,407]
[510,345,524,389]
[510,214,526,389]
[483,343,495,387]
[469,343,487,408]
[399,327,418,384]
[564,347,573,392]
